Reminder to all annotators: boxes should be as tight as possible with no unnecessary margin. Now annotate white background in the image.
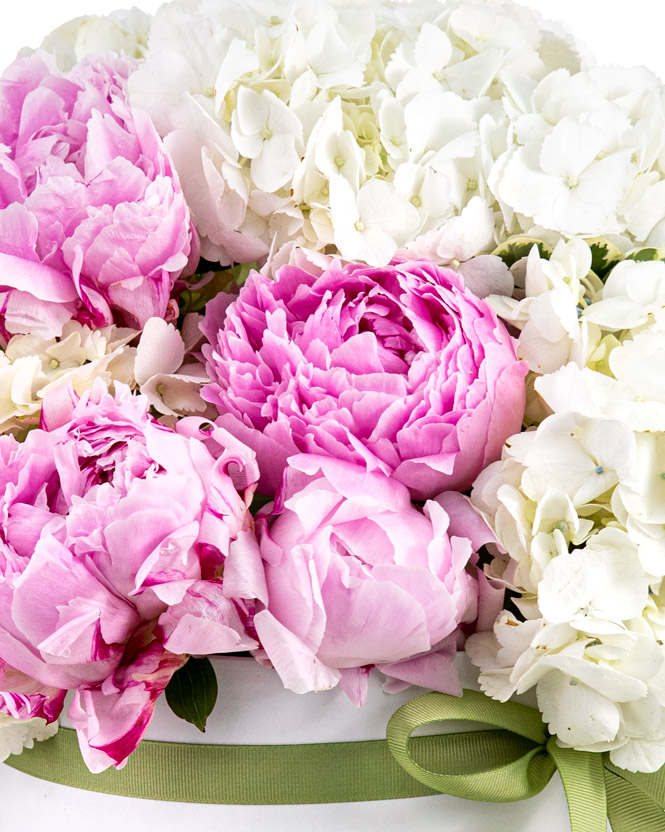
[0,1,663,79]
[0,657,587,831]
[0,2,651,831]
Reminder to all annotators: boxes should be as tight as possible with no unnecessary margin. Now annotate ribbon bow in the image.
[5,688,665,830]
[386,689,665,832]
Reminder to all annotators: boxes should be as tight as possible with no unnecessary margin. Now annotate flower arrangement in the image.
[3,0,665,828]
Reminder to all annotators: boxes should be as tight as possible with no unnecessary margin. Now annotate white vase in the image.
[0,655,585,832]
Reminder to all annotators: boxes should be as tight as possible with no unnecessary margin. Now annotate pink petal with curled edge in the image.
[338,666,371,707]
[475,570,507,632]
[254,609,340,694]
[432,491,496,550]
[214,412,295,495]
[69,644,185,772]
[0,252,77,302]
[160,580,258,655]
[162,613,257,655]
[223,529,269,605]
[377,637,462,696]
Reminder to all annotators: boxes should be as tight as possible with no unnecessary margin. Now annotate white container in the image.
[0,655,588,832]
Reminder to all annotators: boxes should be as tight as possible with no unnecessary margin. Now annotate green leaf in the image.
[250,492,274,516]
[492,236,551,267]
[178,262,258,315]
[624,247,665,263]
[584,237,623,278]
[165,657,218,733]
[229,261,258,287]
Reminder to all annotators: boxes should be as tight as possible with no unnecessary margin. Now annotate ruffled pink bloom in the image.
[0,381,264,770]
[202,258,527,499]
[0,52,197,342]
[0,660,65,722]
[253,455,479,704]
[68,633,187,773]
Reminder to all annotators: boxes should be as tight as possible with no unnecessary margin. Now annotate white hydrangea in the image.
[467,614,665,773]
[0,323,135,434]
[489,237,600,376]
[470,245,665,771]
[493,64,665,241]
[35,0,665,267]
[133,315,211,418]
[613,431,665,576]
[404,196,513,297]
[25,8,151,70]
[583,259,665,331]
[0,716,58,762]
[471,411,634,600]
[230,87,304,193]
[536,325,665,433]
[537,528,649,634]
[125,0,584,268]
[0,316,210,434]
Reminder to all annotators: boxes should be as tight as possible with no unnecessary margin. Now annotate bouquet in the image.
[2,1,665,828]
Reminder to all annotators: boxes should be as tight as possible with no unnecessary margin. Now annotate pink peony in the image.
[0,52,197,342]
[253,455,480,704]
[0,381,265,771]
[0,659,65,723]
[202,257,527,500]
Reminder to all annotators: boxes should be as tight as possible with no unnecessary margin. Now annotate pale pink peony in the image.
[0,52,197,342]
[202,258,527,500]
[0,381,265,771]
[253,455,480,704]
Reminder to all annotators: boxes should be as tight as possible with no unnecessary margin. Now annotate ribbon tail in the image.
[604,766,665,832]
[547,739,607,832]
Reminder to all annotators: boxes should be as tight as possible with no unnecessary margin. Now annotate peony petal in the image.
[134,318,186,385]
[254,610,340,694]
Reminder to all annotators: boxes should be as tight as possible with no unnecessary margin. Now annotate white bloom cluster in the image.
[469,250,665,772]
[0,715,58,762]
[26,8,151,70]
[467,613,665,773]
[133,315,211,419]
[0,322,135,433]
[493,65,665,242]
[121,0,589,268]
[0,315,210,433]
[490,238,601,377]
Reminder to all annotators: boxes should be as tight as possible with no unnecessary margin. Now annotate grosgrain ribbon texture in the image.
[387,690,665,832]
[3,690,665,830]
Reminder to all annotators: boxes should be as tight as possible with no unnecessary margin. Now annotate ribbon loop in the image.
[386,690,555,802]
[385,690,650,832]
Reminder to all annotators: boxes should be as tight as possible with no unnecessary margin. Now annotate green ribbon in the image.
[386,690,665,832]
[4,689,665,831]
[4,724,441,804]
